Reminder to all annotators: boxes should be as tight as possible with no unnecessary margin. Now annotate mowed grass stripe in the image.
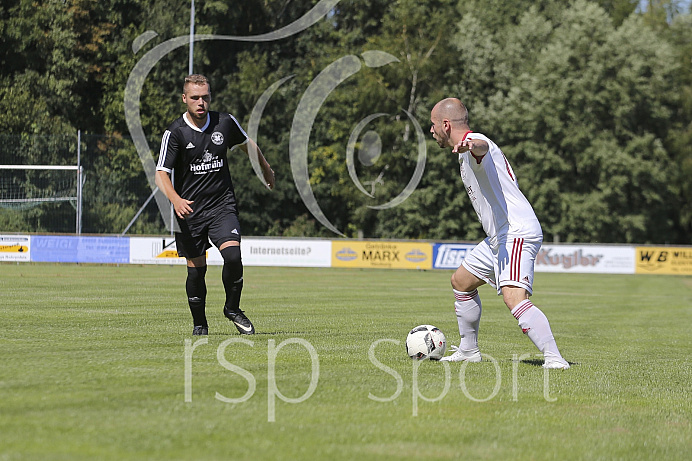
[1,264,690,460]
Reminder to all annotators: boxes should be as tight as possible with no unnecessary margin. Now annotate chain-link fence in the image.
[0,133,168,235]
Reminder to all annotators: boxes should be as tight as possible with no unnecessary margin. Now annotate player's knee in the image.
[220,245,242,265]
[220,245,243,288]
[451,273,464,290]
[451,269,481,292]
[187,265,207,282]
[451,275,468,291]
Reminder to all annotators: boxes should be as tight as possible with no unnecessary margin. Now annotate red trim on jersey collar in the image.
[461,131,484,164]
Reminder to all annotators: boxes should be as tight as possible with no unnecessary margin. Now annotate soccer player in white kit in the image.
[430,98,569,369]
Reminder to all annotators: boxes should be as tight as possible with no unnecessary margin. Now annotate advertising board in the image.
[635,247,692,275]
[332,241,432,270]
[535,245,635,274]
[0,234,30,262]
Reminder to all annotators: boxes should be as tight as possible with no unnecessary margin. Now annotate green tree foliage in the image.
[593,0,639,25]
[438,0,684,243]
[668,13,692,238]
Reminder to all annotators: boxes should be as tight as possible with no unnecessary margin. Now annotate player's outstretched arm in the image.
[452,137,489,159]
[155,170,194,219]
[241,139,275,190]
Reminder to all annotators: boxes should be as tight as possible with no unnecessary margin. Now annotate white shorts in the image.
[461,235,542,295]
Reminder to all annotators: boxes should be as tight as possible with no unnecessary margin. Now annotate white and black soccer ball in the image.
[405,325,447,360]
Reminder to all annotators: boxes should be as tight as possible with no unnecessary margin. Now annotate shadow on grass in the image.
[519,358,576,367]
[200,330,312,337]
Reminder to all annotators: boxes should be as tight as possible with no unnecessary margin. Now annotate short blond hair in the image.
[183,74,210,94]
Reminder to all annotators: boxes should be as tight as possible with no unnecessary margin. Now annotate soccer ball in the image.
[406,325,446,360]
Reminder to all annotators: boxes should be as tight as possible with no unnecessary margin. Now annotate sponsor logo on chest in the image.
[190,149,224,174]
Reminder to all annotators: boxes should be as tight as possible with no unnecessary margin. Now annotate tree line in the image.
[1,0,690,243]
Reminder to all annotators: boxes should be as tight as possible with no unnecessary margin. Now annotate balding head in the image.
[430,98,470,148]
[431,98,469,127]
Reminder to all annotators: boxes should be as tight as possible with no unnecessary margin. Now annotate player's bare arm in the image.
[154,170,194,219]
[241,139,275,190]
[453,137,489,158]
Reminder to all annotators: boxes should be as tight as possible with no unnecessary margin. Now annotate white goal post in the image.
[0,164,84,234]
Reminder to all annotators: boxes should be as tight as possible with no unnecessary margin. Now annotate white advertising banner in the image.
[241,238,331,267]
[535,245,635,274]
[0,234,30,262]
[129,236,331,267]
[129,236,187,265]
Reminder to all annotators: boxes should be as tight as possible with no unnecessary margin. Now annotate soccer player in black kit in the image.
[155,74,275,336]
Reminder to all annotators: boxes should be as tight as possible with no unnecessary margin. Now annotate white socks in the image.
[452,289,482,351]
[511,299,564,358]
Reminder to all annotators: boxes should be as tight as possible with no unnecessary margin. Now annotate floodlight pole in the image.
[76,129,82,235]
[170,171,175,236]
[171,0,195,237]
[189,0,195,75]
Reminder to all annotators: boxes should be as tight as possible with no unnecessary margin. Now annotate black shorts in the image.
[175,209,241,259]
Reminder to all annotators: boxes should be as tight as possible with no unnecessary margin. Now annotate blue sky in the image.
[638,0,692,14]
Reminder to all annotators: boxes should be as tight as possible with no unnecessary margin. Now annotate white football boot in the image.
[542,351,570,369]
[440,345,482,362]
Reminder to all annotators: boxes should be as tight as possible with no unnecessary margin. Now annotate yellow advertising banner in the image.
[0,243,28,253]
[332,241,432,270]
[0,235,31,262]
[635,247,692,275]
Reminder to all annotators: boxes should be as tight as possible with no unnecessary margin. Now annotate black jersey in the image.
[157,111,248,218]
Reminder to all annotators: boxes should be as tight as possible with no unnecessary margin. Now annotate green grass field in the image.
[1,263,690,460]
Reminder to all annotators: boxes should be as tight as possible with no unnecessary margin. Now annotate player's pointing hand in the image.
[452,138,476,154]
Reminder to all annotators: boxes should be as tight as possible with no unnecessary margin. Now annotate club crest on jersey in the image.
[211,131,224,145]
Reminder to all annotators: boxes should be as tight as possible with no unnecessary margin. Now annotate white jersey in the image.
[458,131,542,247]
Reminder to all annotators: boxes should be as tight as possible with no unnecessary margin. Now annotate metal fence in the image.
[0,133,167,235]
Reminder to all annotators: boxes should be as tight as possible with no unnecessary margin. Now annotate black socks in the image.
[220,245,243,311]
[186,265,208,327]
[185,245,243,329]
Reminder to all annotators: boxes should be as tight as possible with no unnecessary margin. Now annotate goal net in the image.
[0,165,83,233]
